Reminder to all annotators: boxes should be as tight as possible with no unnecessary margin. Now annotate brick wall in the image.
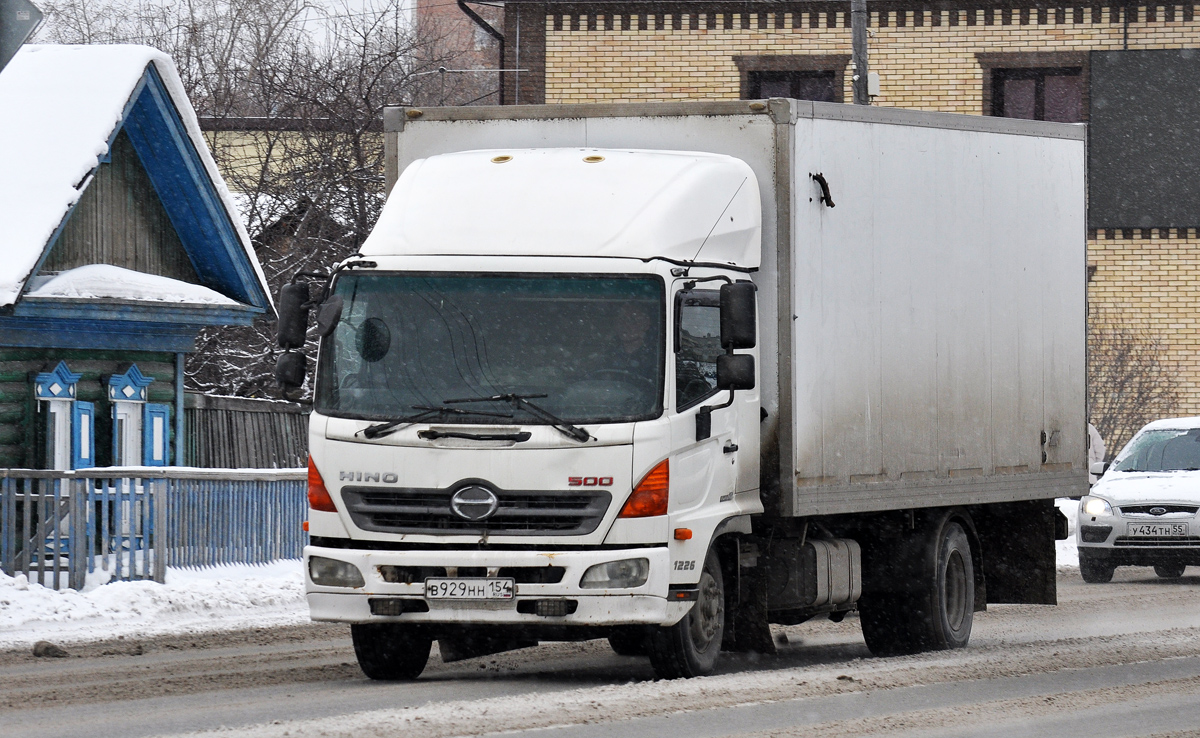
[1089,229,1200,418]
[542,7,1200,107]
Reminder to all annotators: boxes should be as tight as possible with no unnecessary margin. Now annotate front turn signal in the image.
[308,456,338,512]
[619,459,668,518]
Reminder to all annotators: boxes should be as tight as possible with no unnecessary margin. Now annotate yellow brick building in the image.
[494,1,1200,420]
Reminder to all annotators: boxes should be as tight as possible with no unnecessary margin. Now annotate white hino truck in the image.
[277,100,1087,680]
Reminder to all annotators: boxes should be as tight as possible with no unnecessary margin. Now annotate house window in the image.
[735,55,850,103]
[747,71,837,102]
[977,53,1089,122]
[993,68,1083,122]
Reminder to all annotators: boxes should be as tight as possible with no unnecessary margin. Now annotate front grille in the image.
[378,565,565,584]
[1119,504,1199,516]
[1113,536,1200,548]
[342,485,611,536]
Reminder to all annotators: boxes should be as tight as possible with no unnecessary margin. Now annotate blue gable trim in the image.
[122,65,269,311]
[28,63,270,314]
[0,317,202,352]
[13,297,260,325]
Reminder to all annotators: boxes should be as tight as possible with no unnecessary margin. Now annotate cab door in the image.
[667,286,739,515]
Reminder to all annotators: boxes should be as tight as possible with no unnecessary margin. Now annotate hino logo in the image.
[1149,506,1168,516]
[450,485,500,521]
[339,471,399,484]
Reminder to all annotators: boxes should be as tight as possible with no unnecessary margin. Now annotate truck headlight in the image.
[309,556,365,588]
[580,558,649,589]
[1082,496,1113,517]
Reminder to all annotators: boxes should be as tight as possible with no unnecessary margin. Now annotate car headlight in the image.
[580,558,649,589]
[1082,496,1113,517]
[309,556,365,588]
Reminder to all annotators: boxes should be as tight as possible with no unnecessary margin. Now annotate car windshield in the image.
[1111,428,1200,472]
[316,273,665,424]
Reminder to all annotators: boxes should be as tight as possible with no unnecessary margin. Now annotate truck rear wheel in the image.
[860,516,974,656]
[648,549,725,679]
[351,623,432,680]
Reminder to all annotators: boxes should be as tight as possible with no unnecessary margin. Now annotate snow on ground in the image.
[0,560,307,650]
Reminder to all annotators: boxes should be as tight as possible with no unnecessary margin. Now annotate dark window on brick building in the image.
[747,70,837,102]
[992,68,1083,122]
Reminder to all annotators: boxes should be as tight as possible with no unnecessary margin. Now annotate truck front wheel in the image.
[351,623,432,680]
[648,549,725,678]
[860,516,975,656]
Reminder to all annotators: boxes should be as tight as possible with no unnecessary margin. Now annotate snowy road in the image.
[5,567,1200,738]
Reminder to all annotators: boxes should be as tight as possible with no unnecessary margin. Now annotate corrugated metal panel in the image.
[41,130,202,283]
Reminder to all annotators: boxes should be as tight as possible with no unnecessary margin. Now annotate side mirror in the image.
[275,350,308,390]
[716,354,755,390]
[720,282,756,350]
[1089,460,1109,476]
[277,283,310,349]
[315,294,344,337]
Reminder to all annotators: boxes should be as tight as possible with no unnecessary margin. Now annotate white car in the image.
[1079,417,1200,583]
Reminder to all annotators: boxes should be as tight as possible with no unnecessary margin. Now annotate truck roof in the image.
[359,148,761,269]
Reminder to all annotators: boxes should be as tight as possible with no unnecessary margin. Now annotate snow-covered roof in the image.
[25,265,239,305]
[362,148,762,269]
[0,44,270,310]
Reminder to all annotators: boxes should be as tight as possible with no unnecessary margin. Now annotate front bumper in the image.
[304,545,689,627]
[1077,509,1200,564]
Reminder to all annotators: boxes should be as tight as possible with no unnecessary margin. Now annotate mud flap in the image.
[973,499,1058,605]
[720,539,777,655]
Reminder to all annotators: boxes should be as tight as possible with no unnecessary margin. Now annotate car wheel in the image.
[648,549,725,678]
[351,623,432,680]
[1079,551,1115,583]
[1154,562,1187,579]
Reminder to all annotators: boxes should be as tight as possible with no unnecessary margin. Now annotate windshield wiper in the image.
[360,405,513,439]
[418,429,532,442]
[444,393,592,443]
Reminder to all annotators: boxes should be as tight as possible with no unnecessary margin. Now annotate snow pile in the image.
[26,265,240,305]
[0,560,307,649]
[1056,497,1080,568]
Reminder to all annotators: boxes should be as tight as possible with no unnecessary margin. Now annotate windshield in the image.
[316,273,665,424]
[1111,428,1200,472]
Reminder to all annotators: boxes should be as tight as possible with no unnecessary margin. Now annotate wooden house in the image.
[0,45,272,470]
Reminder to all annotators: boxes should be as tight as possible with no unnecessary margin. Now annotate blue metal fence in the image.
[0,468,307,589]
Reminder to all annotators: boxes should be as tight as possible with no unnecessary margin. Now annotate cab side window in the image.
[676,290,722,410]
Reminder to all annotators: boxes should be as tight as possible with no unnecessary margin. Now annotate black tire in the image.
[648,549,725,679]
[351,623,432,680]
[608,628,650,656]
[1079,551,1115,583]
[1155,562,1187,579]
[860,517,975,656]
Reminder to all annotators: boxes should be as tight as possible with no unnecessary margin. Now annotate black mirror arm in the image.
[696,389,736,442]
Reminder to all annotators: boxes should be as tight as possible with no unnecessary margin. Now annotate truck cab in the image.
[301,148,766,678]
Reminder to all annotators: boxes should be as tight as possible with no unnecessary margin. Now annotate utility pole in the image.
[851,0,869,105]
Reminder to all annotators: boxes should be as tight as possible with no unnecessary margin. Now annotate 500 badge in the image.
[568,477,613,486]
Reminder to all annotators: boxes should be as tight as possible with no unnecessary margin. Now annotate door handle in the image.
[723,442,739,454]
